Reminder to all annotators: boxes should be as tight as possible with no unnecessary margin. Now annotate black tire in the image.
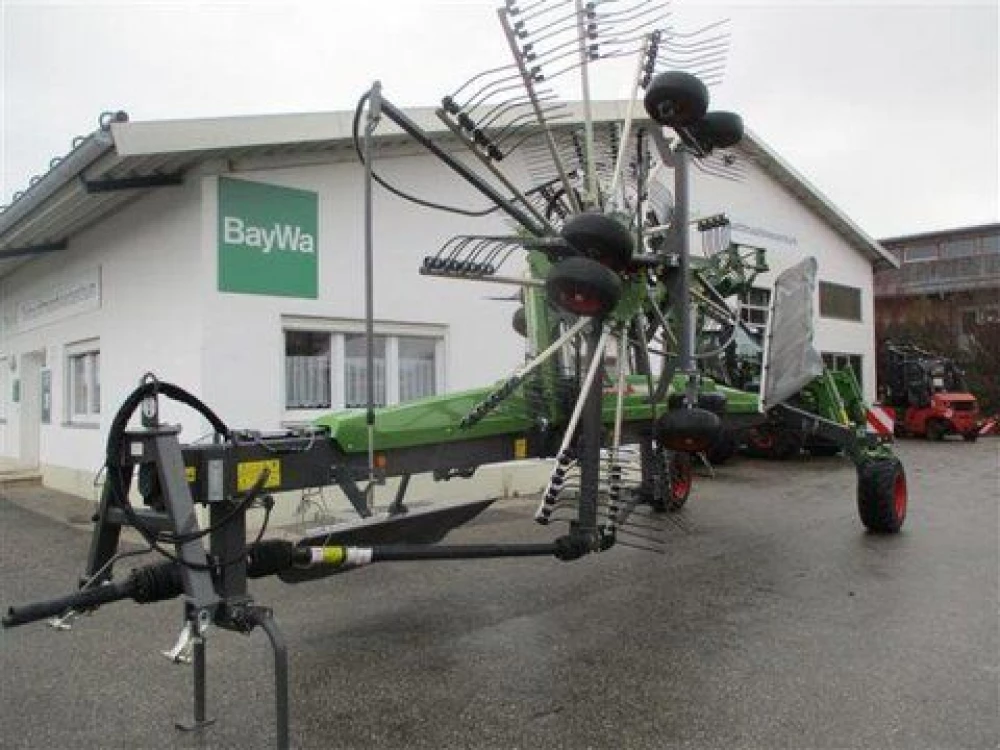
[742,427,775,458]
[655,406,721,452]
[649,451,692,513]
[666,451,692,512]
[512,306,527,337]
[925,419,947,441]
[643,71,709,128]
[689,110,744,150]
[705,427,737,465]
[963,432,978,443]
[560,212,634,271]
[545,256,622,317]
[857,457,907,533]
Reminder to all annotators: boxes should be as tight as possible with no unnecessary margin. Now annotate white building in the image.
[0,103,896,513]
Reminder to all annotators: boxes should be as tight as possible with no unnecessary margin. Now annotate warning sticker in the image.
[236,459,281,492]
[185,466,197,483]
[514,437,528,460]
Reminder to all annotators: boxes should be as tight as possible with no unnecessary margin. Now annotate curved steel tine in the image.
[671,17,730,39]
[515,2,579,39]
[507,0,555,18]
[449,62,521,103]
[513,0,572,26]
[479,95,537,130]
[658,44,729,65]
[464,77,538,113]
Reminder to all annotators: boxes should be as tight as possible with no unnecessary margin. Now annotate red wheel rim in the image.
[752,432,774,450]
[671,458,692,500]
[893,472,907,521]
[557,289,603,315]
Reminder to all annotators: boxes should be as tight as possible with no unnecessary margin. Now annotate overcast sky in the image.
[2,0,997,239]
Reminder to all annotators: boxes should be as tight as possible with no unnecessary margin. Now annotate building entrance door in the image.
[18,350,44,468]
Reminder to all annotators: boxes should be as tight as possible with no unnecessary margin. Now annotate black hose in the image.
[351,91,500,218]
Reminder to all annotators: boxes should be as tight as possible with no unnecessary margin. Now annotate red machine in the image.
[883,343,981,441]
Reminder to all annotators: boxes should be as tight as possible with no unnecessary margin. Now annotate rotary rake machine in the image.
[3,1,908,747]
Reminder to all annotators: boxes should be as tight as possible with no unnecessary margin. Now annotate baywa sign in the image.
[218,177,319,298]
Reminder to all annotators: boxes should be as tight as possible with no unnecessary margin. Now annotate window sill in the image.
[62,421,101,430]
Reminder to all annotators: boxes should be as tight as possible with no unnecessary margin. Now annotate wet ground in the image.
[1,438,997,749]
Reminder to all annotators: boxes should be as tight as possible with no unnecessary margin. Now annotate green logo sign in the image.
[218,177,318,298]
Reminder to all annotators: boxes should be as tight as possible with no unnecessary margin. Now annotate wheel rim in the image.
[671,457,691,500]
[893,472,907,521]
[557,288,603,315]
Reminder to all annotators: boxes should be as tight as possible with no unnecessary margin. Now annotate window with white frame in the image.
[66,340,100,422]
[739,286,771,331]
[285,331,332,409]
[283,320,444,413]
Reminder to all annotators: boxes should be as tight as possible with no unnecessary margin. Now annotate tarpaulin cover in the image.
[760,257,825,410]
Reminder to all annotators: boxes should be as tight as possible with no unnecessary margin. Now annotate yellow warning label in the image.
[185,466,196,483]
[514,437,528,460]
[236,459,281,492]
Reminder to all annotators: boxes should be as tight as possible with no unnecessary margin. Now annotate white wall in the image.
[0,131,880,501]
[0,181,206,492]
[198,153,527,432]
[689,156,878,400]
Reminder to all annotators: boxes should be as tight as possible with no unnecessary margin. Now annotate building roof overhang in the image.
[0,102,896,280]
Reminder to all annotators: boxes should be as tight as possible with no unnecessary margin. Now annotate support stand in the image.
[176,636,215,732]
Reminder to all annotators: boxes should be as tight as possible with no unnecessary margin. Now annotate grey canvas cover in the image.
[760,257,825,410]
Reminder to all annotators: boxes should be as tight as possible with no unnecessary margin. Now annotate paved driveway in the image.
[1,439,997,749]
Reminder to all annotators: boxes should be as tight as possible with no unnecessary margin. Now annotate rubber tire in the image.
[963,432,978,443]
[926,419,947,441]
[512,306,527,337]
[545,256,622,317]
[772,430,803,460]
[650,451,692,513]
[689,110,744,150]
[857,457,907,533]
[665,451,692,512]
[560,212,634,271]
[705,428,737,465]
[655,406,721,453]
[643,71,709,128]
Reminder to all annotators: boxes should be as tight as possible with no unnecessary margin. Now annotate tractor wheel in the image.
[689,110,744,150]
[560,212,634,271]
[771,430,803,460]
[856,457,907,533]
[643,71,709,128]
[743,427,775,458]
[666,452,693,512]
[650,451,693,513]
[963,432,978,443]
[545,256,622,317]
[926,419,947,441]
[512,306,527,337]
[705,427,737,465]
[655,407,721,453]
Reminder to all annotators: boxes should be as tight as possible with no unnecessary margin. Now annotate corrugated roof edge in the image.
[0,130,114,238]
[1,100,894,271]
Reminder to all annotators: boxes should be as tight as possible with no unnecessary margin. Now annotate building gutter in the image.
[0,129,116,241]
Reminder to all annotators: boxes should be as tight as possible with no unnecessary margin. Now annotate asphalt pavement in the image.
[1,438,997,749]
